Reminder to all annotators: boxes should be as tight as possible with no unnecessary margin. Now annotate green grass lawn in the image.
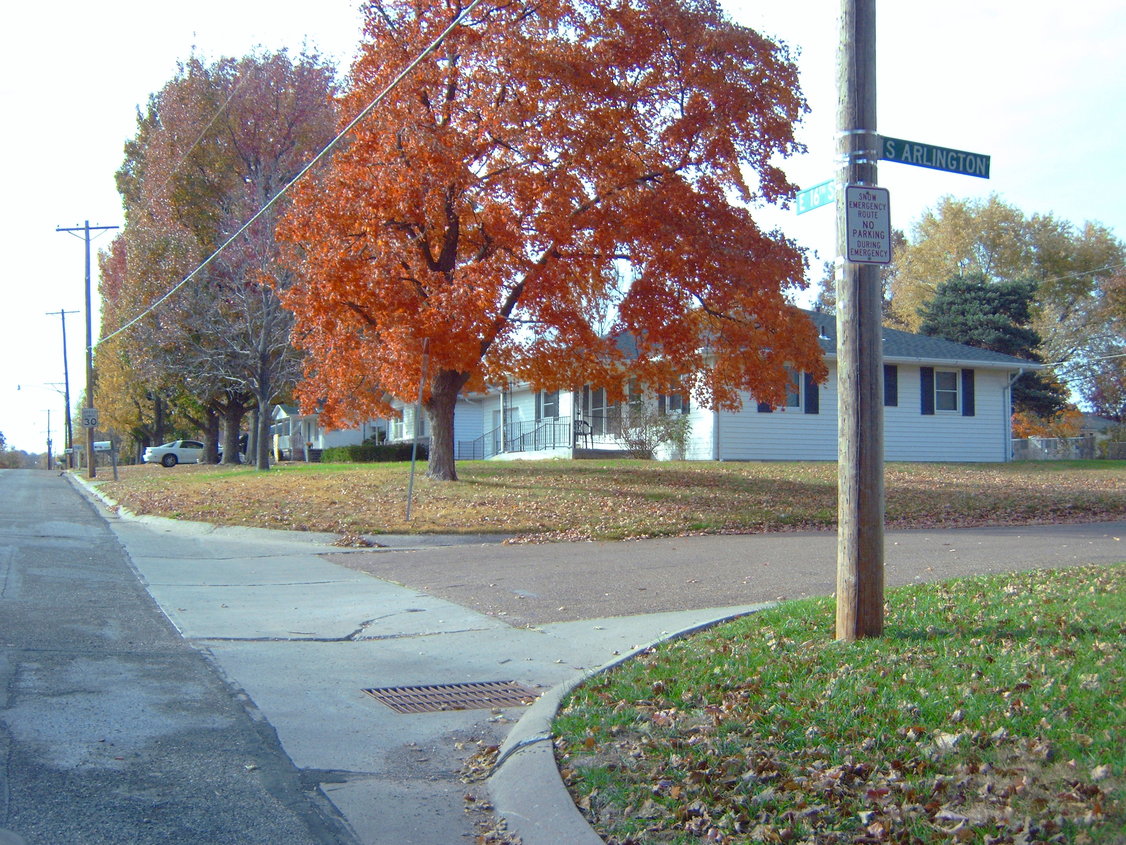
[555,565,1125,844]
[95,459,1126,540]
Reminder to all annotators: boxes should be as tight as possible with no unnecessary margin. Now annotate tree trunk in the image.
[153,395,166,445]
[247,407,259,465]
[255,394,272,471]
[221,394,247,464]
[202,407,221,463]
[425,368,470,481]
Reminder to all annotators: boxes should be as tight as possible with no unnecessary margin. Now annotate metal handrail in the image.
[457,416,574,460]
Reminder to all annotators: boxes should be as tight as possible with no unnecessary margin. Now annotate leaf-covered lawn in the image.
[555,565,1125,844]
[95,459,1126,541]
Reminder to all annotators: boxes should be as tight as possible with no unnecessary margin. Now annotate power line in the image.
[1024,262,1125,287]
[1046,351,1126,369]
[100,0,487,348]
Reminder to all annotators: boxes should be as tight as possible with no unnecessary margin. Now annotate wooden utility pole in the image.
[46,309,79,470]
[835,0,885,640]
[43,409,53,470]
[57,221,118,479]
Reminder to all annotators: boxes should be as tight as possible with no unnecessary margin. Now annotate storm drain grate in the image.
[362,680,540,714]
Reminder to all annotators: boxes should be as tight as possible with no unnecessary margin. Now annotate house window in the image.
[395,407,428,439]
[584,386,619,435]
[921,367,975,416]
[759,368,818,414]
[884,364,898,407]
[589,387,606,415]
[624,380,645,425]
[628,380,643,410]
[540,390,559,420]
[589,387,608,434]
[661,393,689,415]
[784,366,801,408]
[935,369,959,412]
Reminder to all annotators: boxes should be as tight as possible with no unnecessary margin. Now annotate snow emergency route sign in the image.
[844,185,891,265]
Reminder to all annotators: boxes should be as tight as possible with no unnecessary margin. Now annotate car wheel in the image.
[161,453,178,467]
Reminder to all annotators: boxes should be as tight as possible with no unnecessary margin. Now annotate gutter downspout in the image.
[1005,368,1025,462]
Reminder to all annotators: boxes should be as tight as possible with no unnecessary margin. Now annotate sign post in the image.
[835,0,884,642]
[80,407,99,477]
[94,440,119,481]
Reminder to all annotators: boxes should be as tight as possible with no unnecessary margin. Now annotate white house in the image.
[271,405,388,461]
[383,312,1040,464]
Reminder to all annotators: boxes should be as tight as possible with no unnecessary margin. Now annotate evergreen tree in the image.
[918,275,1068,418]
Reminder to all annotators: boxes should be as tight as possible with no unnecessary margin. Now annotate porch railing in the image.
[457,416,575,460]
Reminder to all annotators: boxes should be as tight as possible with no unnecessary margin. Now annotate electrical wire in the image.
[154,61,255,206]
[99,0,487,348]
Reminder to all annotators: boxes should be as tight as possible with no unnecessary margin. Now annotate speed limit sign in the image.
[81,408,99,428]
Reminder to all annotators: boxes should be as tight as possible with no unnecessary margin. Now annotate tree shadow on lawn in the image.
[458,462,837,503]
[886,621,1109,643]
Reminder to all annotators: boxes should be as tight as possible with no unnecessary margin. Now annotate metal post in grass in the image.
[406,339,430,521]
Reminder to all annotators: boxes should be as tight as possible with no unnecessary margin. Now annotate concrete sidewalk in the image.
[95,504,766,844]
[78,479,1126,844]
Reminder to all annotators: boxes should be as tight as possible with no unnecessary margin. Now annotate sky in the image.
[2,0,1124,453]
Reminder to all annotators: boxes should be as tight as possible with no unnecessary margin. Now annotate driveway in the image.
[325,521,1126,627]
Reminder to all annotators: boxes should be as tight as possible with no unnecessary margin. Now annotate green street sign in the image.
[796,179,835,214]
[880,136,990,179]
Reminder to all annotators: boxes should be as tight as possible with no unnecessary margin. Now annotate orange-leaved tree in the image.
[279,0,825,481]
[1012,407,1083,439]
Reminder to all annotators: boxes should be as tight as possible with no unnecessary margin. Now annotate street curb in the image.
[63,472,510,550]
[489,604,774,845]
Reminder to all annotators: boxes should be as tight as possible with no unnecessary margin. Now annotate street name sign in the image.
[845,185,892,265]
[81,407,99,428]
[796,179,835,214]
[880,136,990,179]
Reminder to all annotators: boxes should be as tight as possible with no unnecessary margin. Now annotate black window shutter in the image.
[920,367,935,415]
[757,400,773,413]
[961,369,975,416]
[803,372,819,414]
[657,395,666,415]
[883,364,898,407]
[682,396,690,414]
[535,391,541,421]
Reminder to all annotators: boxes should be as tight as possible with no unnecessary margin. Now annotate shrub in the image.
[321,442,429,463]
[619,410,691,460]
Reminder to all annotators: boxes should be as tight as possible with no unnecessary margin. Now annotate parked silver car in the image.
[142,440,204,467]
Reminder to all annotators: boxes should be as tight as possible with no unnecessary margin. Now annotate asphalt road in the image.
[326,521,1126,627]
[4,468,1123,845]
[0,470,358,845]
